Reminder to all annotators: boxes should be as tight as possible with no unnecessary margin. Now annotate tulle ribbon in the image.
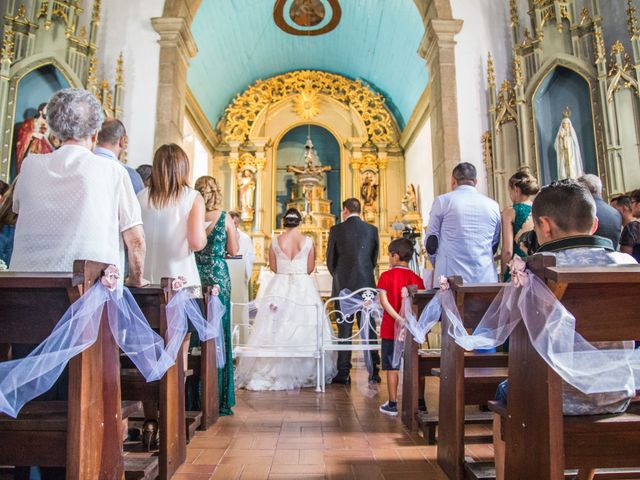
[165,279,227,369]
[401,258,640,396]
[0,266,175,418]
[338,289,383,375]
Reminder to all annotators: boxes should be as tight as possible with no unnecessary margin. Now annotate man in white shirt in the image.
[425,162,501,283]
[10,88,149,286]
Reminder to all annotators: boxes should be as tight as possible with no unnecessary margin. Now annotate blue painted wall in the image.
[188,0,428,130]
[276,125,340,226]
[534,66,597,185]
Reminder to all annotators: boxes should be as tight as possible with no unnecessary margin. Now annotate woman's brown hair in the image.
[194,176,223,212]
[148,143,191,208]
[0,180,17,227]
[508,169,540,196]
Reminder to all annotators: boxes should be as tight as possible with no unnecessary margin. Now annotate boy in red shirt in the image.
[377,238,425,416]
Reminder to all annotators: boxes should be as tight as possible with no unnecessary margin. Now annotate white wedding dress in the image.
[236,236,337,390]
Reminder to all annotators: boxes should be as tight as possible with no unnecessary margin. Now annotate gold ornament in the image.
[513,53,524,87]
[115,52,124,85]
[1,27,15,63]
[628,0,640,40]
[487,53,496,88]
[293,87,320,119]
[219,70,398,145]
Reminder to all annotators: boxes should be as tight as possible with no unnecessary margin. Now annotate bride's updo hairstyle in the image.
[283,208,302,228]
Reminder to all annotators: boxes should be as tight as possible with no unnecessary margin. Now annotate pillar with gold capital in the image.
[377,150,389,232]
[346,138,364,202]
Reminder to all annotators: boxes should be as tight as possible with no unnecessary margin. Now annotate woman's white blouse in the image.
[10,145,142,272]
[138,187,201,288]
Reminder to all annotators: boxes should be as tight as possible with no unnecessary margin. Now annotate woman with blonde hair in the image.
[194,175,238,416]
[500,169,540,281]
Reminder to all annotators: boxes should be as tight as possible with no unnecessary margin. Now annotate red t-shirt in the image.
[376,266,425,340]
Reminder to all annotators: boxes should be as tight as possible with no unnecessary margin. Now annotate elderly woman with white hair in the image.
[10,88,148,285]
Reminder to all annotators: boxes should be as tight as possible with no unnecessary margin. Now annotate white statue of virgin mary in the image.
[554,108,584,179]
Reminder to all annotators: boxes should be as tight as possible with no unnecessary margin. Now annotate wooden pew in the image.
[0,260,128,479]
[401,287,508,441]
[499,255,640,479]
[197,286,220,430]
[401,288,437,432]
[125,279,186,480]
[437,277,507,480]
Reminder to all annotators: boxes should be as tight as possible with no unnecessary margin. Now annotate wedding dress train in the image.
[236,237,337,390]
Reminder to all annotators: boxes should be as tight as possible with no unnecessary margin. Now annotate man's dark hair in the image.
[228,211,241,221]
[452,162,477,185]
[97,118,126,145]
[611,195,631,210]
[342,197,361,214]
[630,189,640,204]
[532,179,595,233]
[388,238,414,262]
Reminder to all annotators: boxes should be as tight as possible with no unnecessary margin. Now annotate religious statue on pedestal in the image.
[238,167,256,222]
[14,103,55,173]
[401,184,418,215]
[554,107,583,180]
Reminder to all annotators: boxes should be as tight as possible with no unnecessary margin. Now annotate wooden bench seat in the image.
[500,255,640,479]
[0,261,126,478]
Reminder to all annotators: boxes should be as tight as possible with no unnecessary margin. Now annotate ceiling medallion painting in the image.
[274,0,342,36]
[219,70,398,145]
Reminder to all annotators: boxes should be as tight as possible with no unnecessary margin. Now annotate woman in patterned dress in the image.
[500,170,539,281]
[194,176,239,416]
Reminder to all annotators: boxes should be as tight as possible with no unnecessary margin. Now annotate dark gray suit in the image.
[326,215,380,378]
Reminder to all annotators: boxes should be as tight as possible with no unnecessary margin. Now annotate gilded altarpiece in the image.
[213,70,406,270]
[0,0,125,182]
[485,0,640,207]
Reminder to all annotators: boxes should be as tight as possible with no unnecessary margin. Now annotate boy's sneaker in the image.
[379,401,398,416]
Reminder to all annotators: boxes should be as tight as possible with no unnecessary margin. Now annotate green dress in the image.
[504,203,532,282]
[195,212,235,416]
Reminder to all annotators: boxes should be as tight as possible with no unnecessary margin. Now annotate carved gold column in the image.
[227,141,240,211]
[253,140,268,233]
[151,16,197,148]
[347,138,364,200]
[376,146,389,232]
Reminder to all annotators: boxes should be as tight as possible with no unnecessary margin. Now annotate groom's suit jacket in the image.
[326,215,379,297]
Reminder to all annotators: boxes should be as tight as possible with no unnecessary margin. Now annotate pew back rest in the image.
[0,261,106,344]
[449,276,505,329]
[543,266,640,342]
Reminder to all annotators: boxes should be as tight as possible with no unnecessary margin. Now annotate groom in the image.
[326,198,381,384]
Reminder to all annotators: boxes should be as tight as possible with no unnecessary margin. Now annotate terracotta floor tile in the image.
[211,464,243,480]
[193,449,226,465]
[239,464,271,480]
[176,366,454,479]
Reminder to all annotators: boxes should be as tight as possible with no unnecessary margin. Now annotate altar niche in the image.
[533,66,597,185]
[10,64,70,182]
[275,125,340,227]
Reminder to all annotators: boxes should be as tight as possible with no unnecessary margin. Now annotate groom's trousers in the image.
[336,310,380,378]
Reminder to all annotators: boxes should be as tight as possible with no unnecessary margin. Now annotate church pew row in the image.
[490,254,640,480]
[401,287,508,443]
[437,278,507,480]
[0,261,153,479]
[125,281,187,480]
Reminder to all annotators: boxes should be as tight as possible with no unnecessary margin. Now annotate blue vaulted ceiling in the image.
[188,0,428,131]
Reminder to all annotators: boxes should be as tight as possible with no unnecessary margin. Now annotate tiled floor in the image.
[175,366,494,479]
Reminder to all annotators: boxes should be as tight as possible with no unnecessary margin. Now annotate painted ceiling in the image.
[188,0,429,131]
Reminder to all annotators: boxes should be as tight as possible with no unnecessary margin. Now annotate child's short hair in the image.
[388,238,414,262]
[532,179,595,233]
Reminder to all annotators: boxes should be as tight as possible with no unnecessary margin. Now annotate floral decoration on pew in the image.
[398,258,640,397]
[0,266,175,418]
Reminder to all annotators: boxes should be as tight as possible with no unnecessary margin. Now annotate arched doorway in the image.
[275,125,341,227]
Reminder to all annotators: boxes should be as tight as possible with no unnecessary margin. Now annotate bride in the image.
[236,208,337,390]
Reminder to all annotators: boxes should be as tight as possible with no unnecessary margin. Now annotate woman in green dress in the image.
[194,176,239,416]
[500,170,540,281]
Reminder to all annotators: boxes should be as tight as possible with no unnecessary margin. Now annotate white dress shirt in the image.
[11,145,142,273]
[426,185,501,283]
[237,229,255,279]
